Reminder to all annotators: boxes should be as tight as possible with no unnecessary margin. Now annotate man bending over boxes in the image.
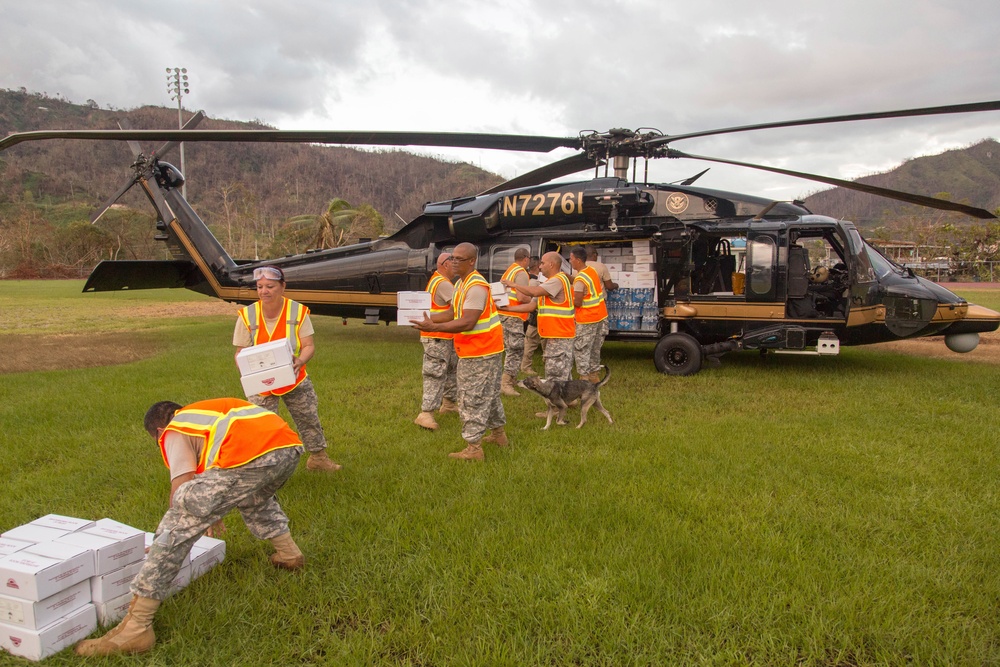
[75,398,306,656]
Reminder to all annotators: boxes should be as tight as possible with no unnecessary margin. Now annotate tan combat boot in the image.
[482,427,509,447]
[269,531,305,570]
[75,596,160,656]
[448,442,485,461]
[414,411,439,430]
[500,372,520,396]
[438,397,459,414]
[306,450,342,471]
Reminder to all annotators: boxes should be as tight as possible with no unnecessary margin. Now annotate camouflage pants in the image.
[574,319,610,376]
[521,324,545,374]
[500,316,526,376]
[249,377,328,454]
[457,352,505,444]
[542,337,574,381]
[132,446,302,600]
[420,338,458,412]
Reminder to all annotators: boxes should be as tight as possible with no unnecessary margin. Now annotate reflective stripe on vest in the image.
[238,298,308,396]
[574,266,608,324]
[421,272,455,340]
[537,273,576,338]
[499,263,529,321]
[453,272,504,358]
[158,398,302,473]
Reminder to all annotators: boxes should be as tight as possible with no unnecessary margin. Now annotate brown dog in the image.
[518,365,613,430]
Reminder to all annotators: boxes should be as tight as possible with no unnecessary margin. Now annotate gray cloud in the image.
[2,0,998,200]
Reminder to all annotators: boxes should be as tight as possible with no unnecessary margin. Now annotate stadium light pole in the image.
[166,67,190,198]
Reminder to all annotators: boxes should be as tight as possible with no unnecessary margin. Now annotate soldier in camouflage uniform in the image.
[414,242,507,461]
[76,398,305,657]
[415,253,459,431]
[503,251,575,382]
[570,247,610,382]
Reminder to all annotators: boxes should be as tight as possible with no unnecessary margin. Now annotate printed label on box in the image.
[396,291,432,310]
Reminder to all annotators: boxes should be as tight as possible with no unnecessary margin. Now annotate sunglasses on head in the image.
[253,266,284,281]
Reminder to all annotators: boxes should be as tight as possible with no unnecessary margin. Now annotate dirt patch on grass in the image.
[871,330,1000,365]
[1,301,238,374]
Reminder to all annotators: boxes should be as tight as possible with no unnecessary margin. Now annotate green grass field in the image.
[2,281,1000,665]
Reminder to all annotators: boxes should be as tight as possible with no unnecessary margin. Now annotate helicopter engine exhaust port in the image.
[945,332,980,353]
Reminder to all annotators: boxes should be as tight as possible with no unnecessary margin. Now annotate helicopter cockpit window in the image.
[748,236,775,296]
[847,228,877,283]
[864,241,907,280]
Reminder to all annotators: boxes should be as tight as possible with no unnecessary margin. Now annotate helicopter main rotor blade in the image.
[646,100,1000,147]
[116,119,144,158]
[0,129,578,154]
[667,149,997,219]
[477,154,602,195]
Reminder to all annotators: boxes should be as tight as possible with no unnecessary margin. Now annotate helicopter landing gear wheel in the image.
[653,333,703,376]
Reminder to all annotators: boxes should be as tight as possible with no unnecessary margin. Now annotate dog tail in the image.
[596,364,611,387]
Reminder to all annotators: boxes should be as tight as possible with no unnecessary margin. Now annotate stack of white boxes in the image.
[396,291,432,326]
[599,239,656,289]
[236,338,296,397]
[0,515,225,661]
[595,241,659,332]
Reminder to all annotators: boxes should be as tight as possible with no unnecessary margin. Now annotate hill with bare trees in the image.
[803,139,1000,226]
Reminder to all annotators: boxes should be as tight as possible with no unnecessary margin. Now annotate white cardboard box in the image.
[1,525,71,545]
[240,364,297,396]
[489,282,510,308]
[0,537,32,557]
[94,591,133,626]
[189,537,226,580]
[89,559,144,604]
[28,515,95,533]
[56,532,142,577]
[0,603,96,661]
[396,309,429,326]
[396,290,432,310]
[0,579,91,631]
[634,253,655,264]
[605,263,623,273]
[236,338,294,375]
[0,544,95,601]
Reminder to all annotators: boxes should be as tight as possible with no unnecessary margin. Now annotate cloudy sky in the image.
[2,0,999,202]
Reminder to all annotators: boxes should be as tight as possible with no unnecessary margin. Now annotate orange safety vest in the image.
[574,265,609,324]
[158,398,302,473]
[499,263,529,322]
[537,273,576,338]
[452,271,505,359]
[420,271,455,340]
[238,298,308,396]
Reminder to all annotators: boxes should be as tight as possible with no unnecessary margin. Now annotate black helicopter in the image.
[2,101,999,375]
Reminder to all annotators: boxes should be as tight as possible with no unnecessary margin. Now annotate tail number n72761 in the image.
[502,191,584,217]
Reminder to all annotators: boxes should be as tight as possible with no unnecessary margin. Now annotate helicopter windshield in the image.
[864,241,909,280]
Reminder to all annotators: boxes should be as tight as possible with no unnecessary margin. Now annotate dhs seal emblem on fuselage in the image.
[666,192,689,215]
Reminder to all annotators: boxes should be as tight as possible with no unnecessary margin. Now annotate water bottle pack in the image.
[608,288,658,331]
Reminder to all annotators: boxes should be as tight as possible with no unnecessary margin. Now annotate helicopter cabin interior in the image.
[671,224,853,321]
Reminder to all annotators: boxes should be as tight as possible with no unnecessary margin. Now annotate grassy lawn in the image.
[2,281,999,665]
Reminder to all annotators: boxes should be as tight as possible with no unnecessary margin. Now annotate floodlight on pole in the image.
[166,67,190,198]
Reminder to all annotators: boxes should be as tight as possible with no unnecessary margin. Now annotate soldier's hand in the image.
[206,521,226,538]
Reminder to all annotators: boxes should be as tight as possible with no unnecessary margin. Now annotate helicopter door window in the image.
[489,244,531,282]
[747,236,776,298]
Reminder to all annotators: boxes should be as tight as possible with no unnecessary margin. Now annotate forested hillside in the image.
[803,139,1000,225]
[0,88,506,275]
